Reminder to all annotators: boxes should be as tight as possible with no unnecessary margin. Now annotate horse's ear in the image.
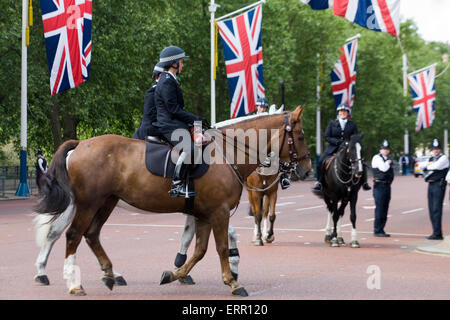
[360,131,364,138]
[291,105,305,122]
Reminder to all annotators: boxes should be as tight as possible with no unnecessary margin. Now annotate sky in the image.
[400,0,450,43]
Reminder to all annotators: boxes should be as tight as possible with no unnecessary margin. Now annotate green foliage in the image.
[0,0,448,163]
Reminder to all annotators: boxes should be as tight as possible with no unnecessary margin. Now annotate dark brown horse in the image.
[34,106,311,296]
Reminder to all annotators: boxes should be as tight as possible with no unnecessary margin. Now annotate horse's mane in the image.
[214,112,288,130]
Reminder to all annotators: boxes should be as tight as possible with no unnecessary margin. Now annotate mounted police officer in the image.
[371,140,394,237]
[153,45,205,198]
[133,62,164,140]
[35,149,47,191]
[419,139,449,240]
[313,103,371,191]
[255,97,269,114]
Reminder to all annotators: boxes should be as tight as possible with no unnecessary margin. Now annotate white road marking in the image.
[279,195,305,200]
[275,201,296,207]
[104,223,428,237]
[295,205,324,211]
[362,206,376,209]
[401,208,424,214]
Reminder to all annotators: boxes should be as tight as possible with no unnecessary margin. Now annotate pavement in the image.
[0,175,449,300]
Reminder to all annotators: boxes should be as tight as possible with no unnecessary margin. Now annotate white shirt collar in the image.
[167,70,178,82]
[338,117,347,130]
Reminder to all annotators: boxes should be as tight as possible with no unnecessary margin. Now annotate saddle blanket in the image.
[144,140,209,179]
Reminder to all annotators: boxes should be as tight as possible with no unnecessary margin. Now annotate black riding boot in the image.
[280,172,291,190]
[170,152,197,198]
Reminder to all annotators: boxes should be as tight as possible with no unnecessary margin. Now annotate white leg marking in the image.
[325,213,332,236]
[63,254,82,292]
[351,228,358,241]
[228,225,239,275]
[179,215,195,255]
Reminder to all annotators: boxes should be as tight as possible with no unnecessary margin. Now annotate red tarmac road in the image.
[0,176,449,300]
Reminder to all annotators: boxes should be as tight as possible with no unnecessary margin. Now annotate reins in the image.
[332,143,362,186]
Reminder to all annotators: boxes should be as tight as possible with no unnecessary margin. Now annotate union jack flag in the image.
[330,39,358,114]
[217,5,265,118]
[40,0,92,95]
[301,0,400,37]
[408,65,436,132]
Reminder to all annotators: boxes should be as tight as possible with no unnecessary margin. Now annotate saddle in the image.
[144,136,209,179]
[320,154,337,173]
[144,136,210,215]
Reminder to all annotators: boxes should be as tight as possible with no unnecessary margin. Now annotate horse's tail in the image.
[33,140,79,248]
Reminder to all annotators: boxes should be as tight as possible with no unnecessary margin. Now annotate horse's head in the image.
[277,105,311,180]
[346,132,365,178]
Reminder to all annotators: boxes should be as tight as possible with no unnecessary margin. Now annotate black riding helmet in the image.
[159,46,189,72]
[256,97,269,108]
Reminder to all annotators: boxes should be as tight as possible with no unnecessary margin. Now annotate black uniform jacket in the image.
[133,81,161,140]
[323,119,358,156]
[153,72,200,135]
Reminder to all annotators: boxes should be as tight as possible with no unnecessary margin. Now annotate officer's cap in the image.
[336,103,351,112]
[159,46,189,68]
[431,139,442,150]
[379,140,390,149]
[256,97,269,108]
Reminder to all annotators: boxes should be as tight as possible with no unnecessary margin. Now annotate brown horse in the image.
[247,169,280,246]
[34,106,311,296]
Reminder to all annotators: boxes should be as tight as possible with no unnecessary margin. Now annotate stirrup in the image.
[169,181,196,198]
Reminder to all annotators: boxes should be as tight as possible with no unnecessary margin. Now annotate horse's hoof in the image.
[263,235,274,243]
[253,239,264,246]
[174,253,187,268]
[351,241,360,248]
[115,276,127,286]
[160,271,174,285]
[69,286,86,296]
[324,235,332,243]
[34,275,50,286]
[232,286,249,297]
[102,277,115,291]
[337,237,345,246]
[330,238,340,247]
[178,275,195,285]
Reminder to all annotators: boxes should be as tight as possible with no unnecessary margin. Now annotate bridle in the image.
[333,141,364,186]
[210,113,310,192]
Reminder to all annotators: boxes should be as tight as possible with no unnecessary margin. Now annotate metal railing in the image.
[0,166,37,198]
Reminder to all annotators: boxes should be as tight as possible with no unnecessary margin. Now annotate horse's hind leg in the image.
[228,224,240,281]
[174,214,196,284]
[160,217,211,285]
[84,196,126,290]
[34,201,76,285]
[64,205,99,296]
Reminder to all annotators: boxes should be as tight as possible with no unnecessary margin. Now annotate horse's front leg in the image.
[336,200,348,246]
[263,192,277,243]
[228,225,240,281]
[250,193,264,246]
[324,197,333,243]
[211,210,248,296]
[330,204,340,247]
[349,193,360,248]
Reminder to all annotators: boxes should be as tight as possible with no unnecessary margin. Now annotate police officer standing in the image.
[153,46,204,198]
[133,62,164,140]
[371,140,394,237]
[419,139,449,240]
[35,149,47,191]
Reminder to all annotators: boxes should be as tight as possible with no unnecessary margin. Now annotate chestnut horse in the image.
[34,106,310,296]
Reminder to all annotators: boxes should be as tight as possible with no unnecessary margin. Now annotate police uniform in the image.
[371,140,394,236]
[154,71,201,143]
[35,150,47,190]
[419,139,449,239]
[153,46,203,198]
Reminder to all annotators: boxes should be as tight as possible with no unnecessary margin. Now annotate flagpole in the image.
[16,0,30,197]
[209,0,219,126]
[315,53,321,178]
[216,0,265,22]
